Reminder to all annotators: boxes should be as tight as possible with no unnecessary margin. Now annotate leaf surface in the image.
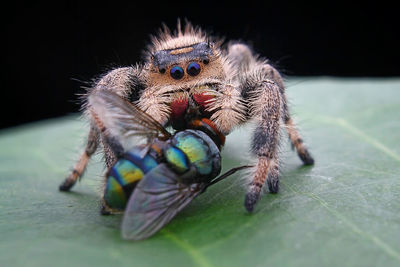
[1,78,399,267]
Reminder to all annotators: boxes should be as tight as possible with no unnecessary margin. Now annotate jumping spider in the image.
[60,22,314,213]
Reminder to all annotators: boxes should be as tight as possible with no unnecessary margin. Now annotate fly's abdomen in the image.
[104,147,158,210]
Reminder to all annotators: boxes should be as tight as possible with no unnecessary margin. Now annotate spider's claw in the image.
[59,183,71,192]
[244,188,261,213]
[267,174,279,194]
[299,149,315,165]
[59,176,76,191]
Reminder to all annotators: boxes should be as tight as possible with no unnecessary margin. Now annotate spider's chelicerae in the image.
[60,22,314,212]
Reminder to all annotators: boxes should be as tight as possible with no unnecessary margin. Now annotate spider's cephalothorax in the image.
[59,22,314,213]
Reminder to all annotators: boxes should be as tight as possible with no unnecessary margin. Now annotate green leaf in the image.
[1,78,399,267]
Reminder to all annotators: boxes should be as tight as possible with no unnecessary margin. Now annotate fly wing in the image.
[121,164,204,240]
[88,90,171,143]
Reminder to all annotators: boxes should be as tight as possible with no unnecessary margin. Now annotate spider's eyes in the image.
[187,62,201,76]
[170,66,184,80]
[168,62,202,79]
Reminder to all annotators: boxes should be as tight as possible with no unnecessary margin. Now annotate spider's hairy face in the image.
[146,38,226,89]
[138,24,233,128]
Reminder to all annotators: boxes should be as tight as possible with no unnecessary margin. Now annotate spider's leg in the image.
[89,106,125,167]
[243,79,282,212]
[59,66,144,191]
[227,43,314,212]
[59,123,99,191]
[228,43,282,206]
[261,62,314,166]
[284,116,314,165]
[89,107,126,216]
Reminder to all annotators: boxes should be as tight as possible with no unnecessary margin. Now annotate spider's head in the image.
[145,22,227,88]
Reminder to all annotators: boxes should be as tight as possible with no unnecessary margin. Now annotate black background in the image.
[3,2,399,129]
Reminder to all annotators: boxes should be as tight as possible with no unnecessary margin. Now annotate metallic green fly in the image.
[88,90,250,240]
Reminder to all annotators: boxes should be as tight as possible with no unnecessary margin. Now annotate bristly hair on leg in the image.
[207,83,247,135]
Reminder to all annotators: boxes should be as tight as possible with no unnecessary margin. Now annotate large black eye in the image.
[187,62,201,76]
[170,66,184,79]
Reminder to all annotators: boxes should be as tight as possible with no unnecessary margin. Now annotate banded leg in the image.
[59,123,99,191]
[266,158,280,193]
[89,101,127,215]
[59,66,145,191]
[226,42,314,212]
[227,44,284,208]
[244,79,282,212]
[259,60,314,165]
[285,117,314,165]
[59,112,125,192]
[89,106,125,167]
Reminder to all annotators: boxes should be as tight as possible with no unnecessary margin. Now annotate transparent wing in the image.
[121,164,204,240]
[88,90,171,142]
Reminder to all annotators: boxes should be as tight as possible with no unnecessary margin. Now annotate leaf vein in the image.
[282,180,400,262]
[161,229,212,267]
[319,116,400,162]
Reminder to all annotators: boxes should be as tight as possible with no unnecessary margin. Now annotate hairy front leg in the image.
[244,79,282,212]
[258,59,314,165]
[208,83,246,135]
[59,66,144,191]
[227,42,314,211]
[59,122,99,191]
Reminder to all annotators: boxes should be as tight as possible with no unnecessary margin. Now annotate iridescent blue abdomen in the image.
[104,147,158,210]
